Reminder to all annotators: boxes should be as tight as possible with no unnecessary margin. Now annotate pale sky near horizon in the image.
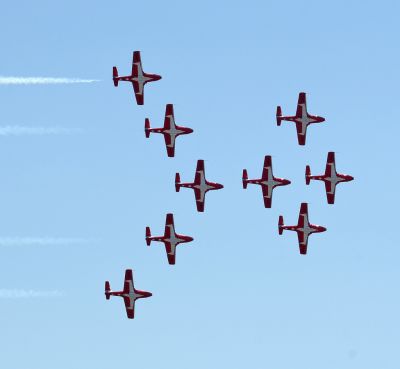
[0,1,399,369]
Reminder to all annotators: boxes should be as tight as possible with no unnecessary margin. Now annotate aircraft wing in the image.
[132,51,142,75]
[132,82,144,105]
[164,242,176,265]
[195,160,205,177]
[165,215,177,264]
[163,104,173,130]
[163,134,176,157]
[261,185,273,208]
[194,160,205,191]
[131,52,145,105]
[297,232,308,255]
[325,152,336,176]
[325,181,336,204]
[194,188,205,212]
[297,203,308,228]
[123,296,135,319]
[123,269,135,318]
[124,269,134,288]
[164,213,174,237]
[194,160,206,212]
[295,122,307,145]
[163,105,176,156]
[295,92,307,117]
[123,270,135,297]
[324,152,336,204]
[261,155,272,180]
[297,203,309,254]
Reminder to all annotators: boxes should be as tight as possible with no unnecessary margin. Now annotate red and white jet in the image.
[242,155,291,208]
[105,269,152,319]
[276,92,325,145]
[306,151,354,204]
[306,152,354,204]
[278,203,327,255]
[145,104,193,157]
[113,51,161,105]
[146,213,194,265]
[175,159,224,212]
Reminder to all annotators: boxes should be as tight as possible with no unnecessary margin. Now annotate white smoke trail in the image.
[0,237,92,246]
[0,126,83,136]
[0,76,99,85]
[0,289,64,298]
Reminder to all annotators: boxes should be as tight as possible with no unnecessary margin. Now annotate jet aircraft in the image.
[146,213,194,265]
[113,51,161,105]
[278,203,327,255]
[306,152,354,204]
[175,159,223,212]
[105,269,152,319]
[145,104,193,157]
[242,155,291,208]
[276,92,325,145]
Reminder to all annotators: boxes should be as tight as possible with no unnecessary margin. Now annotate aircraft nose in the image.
[348,175,354,181]
[187,128,194,134]
[320,226,327,232]
[284,179,291,185]
[187,236,194,242]
[145,291,153,298]
[216,183,224,189]
[319,117,326,122]
[154,74,162,81]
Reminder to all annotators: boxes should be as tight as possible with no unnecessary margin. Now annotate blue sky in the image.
[0,1,399,368]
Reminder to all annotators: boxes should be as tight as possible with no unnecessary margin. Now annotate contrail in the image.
[0,126,83,136]
[0,237,93,246]
[0,76,99,85]
[0,289,64,298]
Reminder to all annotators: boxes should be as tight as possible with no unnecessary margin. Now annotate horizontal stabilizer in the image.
[305,165,311,185]
[175,173,181,192]
[105,281,111,300]
[112,67,118,87]
[278,216,284,235]
[145,227,151,246]
[242,169,248,189]
[145,118,151,138]
[276,106,282,126]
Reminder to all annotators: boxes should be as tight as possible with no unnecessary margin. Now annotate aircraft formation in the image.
[107,51,354,319]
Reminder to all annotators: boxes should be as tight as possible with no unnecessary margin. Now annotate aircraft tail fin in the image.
[175,173,181,192]
[276,106,282,126]
[145,118,151,138]
[278,216,284,235]
[305,165,311,185]
[105,281,111,300]
[145,227,152,246]
[242,169,248,189]
[113,67,119,86]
